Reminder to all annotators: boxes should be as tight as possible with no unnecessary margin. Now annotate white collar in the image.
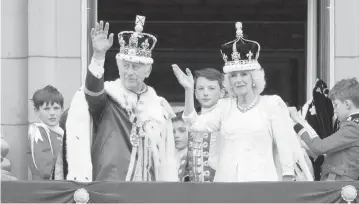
[347,112,359,118]
[201,104,217,114]
[37,120,64,136]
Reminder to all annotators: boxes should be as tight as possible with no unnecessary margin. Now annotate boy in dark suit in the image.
[291,78,359,181]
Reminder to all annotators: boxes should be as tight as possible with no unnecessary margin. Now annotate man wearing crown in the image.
[56,16,178,182]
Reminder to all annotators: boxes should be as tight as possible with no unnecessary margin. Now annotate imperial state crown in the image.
[116,15,157,65]
[220,22,261,73]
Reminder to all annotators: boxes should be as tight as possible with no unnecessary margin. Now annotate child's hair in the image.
[172,111,184,123]
[194,68,224,89]
[31,85,64,110]
[329,78,359,108]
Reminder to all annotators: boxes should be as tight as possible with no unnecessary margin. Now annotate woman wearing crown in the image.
[173,22,313,182]
[56,16,178,182]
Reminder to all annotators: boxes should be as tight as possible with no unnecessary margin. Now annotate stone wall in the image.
[1,0,83,179]
[334,0,359,82]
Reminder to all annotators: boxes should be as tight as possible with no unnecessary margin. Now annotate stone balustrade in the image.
[1,137,17,180]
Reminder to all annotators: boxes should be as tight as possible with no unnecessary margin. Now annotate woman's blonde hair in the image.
[223,68,266,97]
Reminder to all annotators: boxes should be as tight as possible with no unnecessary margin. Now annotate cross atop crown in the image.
[135,15,145,28]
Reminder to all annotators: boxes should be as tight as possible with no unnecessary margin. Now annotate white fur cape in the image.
[57,79,178,182]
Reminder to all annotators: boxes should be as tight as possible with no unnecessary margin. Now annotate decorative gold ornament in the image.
[73,188,90,204]
[341,185,357,204]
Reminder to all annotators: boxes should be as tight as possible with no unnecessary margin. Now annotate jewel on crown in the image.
[221,50,228,62]
[246,51,253,60]
[119,36,125,47]
[231,50,241,61]
[141,39,150,50]
[129,34,139,48]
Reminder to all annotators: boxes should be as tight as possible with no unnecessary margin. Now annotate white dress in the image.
[183,95,302,182]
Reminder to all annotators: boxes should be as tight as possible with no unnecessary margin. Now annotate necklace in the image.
[237,95,258,112]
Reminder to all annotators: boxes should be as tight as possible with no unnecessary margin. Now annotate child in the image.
[27,85,64,180]
[290,78,359,181]
[172,111,189,181]
[186,68,225,182]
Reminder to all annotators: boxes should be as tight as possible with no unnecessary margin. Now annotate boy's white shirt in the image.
[88,58,105,78]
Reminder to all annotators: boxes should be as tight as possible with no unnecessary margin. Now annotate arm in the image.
[300,139,318,159]
[182,99,226,133]
[183,89,195,117]
[172,64,195,116]
[85,21,114,116]
[84,57,106,116]
[208,132,220,170]
[297,122,359,155]
[295,120,319,159]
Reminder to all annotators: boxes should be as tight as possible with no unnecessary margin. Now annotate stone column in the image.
[334,0,359,81]
[1,0,29,180]
[28,0,83,123]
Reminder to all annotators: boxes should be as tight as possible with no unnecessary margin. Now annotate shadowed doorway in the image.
[97,0,307,107]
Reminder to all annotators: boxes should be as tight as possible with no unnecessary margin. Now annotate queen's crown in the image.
[220,22,261,73]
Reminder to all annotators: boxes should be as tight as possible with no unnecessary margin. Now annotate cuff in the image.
[301,122,320,139]
[182,110,198,124]
[84,86,105,97]
[293,123,305,134]
[282,162,295,176]
[89,57,105,79]
[282,161,296,176]
[208,156,218,170]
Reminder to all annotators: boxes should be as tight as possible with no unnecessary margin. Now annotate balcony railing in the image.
[1,137,17,181]
[1,135,358,203]
[1,180,358,203]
